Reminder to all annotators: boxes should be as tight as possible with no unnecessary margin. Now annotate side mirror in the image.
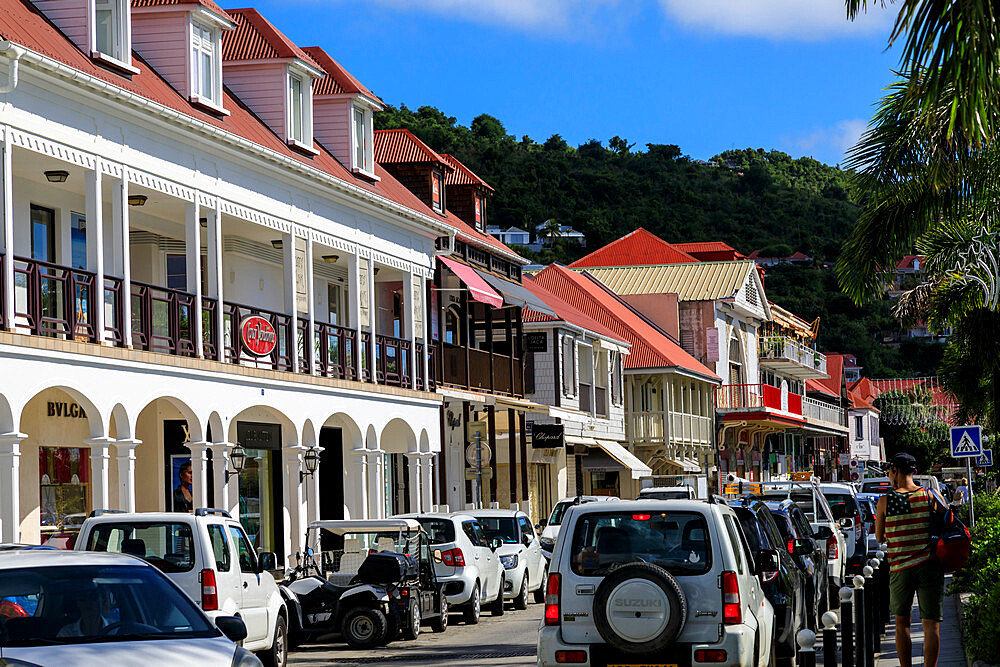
[839,517,855,530]
[756,548,780,573]
[490,537,503,550]
[258,551,277,572]
[215,615,248,643]
[793,539,812,556]
[812,526,833,541]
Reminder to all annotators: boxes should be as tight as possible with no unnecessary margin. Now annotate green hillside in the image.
[376,104,943,377]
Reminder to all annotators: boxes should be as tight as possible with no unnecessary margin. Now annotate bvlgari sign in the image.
[532,423,564,449]
[240,315,277,357]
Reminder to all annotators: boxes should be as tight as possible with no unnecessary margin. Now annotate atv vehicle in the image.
[281,519,448,649]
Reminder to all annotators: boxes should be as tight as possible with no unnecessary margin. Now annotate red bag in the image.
[930,503,971,572]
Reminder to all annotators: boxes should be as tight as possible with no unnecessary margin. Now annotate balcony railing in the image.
[758,336,827,377]
[6,255,431,391]
[435,341,523,398]
[628,412,713,445]
[802,395,847,426]
[715,383,803,415]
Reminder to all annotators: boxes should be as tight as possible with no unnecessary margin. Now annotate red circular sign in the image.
[240,315,277,357]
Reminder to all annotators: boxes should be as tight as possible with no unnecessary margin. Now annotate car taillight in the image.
[200,568,218,611]
[441,548,466,567]
[786,539,795,555]
[722,570,741,624]
[855,513,863,538]
[695,649,729,662]
[827,534,839,560]
[544,573,561,626]
[555,650,587,663]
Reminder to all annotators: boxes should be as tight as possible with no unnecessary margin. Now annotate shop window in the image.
[39,446,91,548]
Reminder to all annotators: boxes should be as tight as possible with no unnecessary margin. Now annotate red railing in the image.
[223,301,293,371]
[14,256,100,343]
[315,322,358,381]
[415,341,426,390]
[103,276,125,346]
[131,280,197,356]
[376,334,411,388]
[201,297,219,360]
[360,331,372,382]
[715,383,803,415]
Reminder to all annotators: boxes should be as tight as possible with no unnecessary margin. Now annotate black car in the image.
[764,499,830,629]
[730,498,809,667]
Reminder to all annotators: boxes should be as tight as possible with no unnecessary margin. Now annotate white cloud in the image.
[784,118,868,164]
[658,0,893,40]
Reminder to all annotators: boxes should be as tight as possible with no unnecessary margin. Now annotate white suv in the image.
[76,509,287,666]
[538,499,777,667]
[471,509,547,607]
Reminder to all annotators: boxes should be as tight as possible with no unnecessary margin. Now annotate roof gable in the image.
[132,0,233,23]
[807,353,844,398]
[223,8,322,70]
[522,279,628,345]
[569,228,697,268]
[374,129,452,169]
[302,46,381,104]
[440,154,494,192]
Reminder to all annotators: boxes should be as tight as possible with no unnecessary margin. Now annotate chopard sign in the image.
[531,423,564,449]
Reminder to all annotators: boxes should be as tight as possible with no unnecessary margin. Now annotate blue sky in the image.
[248,0,900,167]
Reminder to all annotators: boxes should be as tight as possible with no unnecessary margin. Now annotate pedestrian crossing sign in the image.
[977,450,993,467]
[950,426,983,458]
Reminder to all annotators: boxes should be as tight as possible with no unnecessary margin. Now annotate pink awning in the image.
[438,256,504,308]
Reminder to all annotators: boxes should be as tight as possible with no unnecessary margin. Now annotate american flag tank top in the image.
[884,487,933,572]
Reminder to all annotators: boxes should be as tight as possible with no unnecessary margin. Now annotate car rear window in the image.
[734,509,768,551]
[416,518,455,545]
[548,501,572,526]
[85,522,194,573]
[639,490,691,500]
[770,511,792,541]
[477,517,519,544]
[822,493,859,520]
[569,511,711,577]
[861,480,892,494]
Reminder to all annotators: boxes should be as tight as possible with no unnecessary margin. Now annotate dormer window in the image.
[93,0,130,64]
[474,193,486,232]
[191,20,221,106]
[431,171,445,214]
[285,68,315,149]
[352,105,375,175]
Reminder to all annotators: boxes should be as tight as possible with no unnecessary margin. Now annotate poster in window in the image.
[295,245,307,314]
[431,173,441,207]
[474,196,481,223]
[171,455,194,513]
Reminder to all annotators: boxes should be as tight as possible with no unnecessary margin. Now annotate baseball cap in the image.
[888,452,917,474]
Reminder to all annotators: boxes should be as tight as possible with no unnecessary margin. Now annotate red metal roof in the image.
[222,8,321,69]
[132,0,231,21]
[522,279,628,345]
[374,129,451,168]
[807,353,844,398]
[301,46,381,103]
[440,154,494,192]
[569,228,698,268]
[847,378,879,411]
[896,255,925,270]
[671,241,745,262]
[528,265,719,379]
[0,0,470,235]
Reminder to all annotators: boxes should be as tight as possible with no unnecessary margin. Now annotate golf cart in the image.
[281,519,447,649]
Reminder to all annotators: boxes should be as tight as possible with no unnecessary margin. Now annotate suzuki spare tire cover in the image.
[593,562,687,654]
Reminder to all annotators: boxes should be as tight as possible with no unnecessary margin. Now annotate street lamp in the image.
[300,446,320,482]
[225,445,247,481]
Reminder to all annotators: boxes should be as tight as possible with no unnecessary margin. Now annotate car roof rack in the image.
[705,494,728,505]
[88,509,127,518]
[194,508,232,518]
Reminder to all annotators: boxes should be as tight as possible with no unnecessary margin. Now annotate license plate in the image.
[608,664,677,667]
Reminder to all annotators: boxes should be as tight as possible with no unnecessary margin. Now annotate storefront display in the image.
[38,447,90,548]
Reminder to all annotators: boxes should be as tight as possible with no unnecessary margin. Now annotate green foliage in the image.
[872,389,951,469]
[950,491,1000,664]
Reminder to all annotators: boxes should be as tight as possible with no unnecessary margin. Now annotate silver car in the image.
[399,513,505,624]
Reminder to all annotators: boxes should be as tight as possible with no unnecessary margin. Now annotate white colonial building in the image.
[0,0,451,563]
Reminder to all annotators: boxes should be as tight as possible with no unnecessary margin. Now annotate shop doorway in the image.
[384,453,410,517]
[319,427,344,521]
[236,421,284,562]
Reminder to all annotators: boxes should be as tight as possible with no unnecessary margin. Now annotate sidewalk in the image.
[876,580,966,667]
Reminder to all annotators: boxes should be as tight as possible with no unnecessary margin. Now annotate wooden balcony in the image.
[434,341,523,398]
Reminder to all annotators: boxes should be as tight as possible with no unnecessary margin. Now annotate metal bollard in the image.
[854,574,867,667]
[840,586,855,667]
[876,550,889,626]
[797,628,817,667]
[822,610,839,667]
[863,565,875,667]
[868,558,882,653]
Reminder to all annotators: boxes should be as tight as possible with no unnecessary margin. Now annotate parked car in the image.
[730,498,809,667]
[537,499,777,667]
[758,479,846,605]
[76,508,286,666]
[281,519,447,649]
[817,483,869,574]
[763,499,830,629]
[398,512,505,622]
[0,549,260,665]
[471,509,547,605]
[538,496,618,560]
[638,485,697,500]
[855,496,884,555]
[859,478,893,495]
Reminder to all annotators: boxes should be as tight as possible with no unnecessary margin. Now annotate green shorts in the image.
[889,558,944,621]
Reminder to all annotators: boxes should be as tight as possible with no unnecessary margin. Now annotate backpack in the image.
[928,492,971,572]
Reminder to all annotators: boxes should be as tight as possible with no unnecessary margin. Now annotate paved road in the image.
[288,603,542,666]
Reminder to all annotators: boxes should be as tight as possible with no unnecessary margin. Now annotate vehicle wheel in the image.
[490,576,506,616]
[592,562,687,655]
[381,611,398,646]
[341,607,388,650]
[430,596,448,633]
[514,576,529,611]
[258,614,287,667]
[463,583,481,625]
[533,568,547,604]
[402,599,421,640]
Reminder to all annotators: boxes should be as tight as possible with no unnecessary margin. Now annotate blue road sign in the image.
[951,426,983,458]
[976,449,993,467]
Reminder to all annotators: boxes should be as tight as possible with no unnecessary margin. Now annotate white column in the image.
[367,257,377,382]
[185,200,203,357]
[420,453,434,512]
[206,200,224,361]
[348,253,362,371]
[84,437,114,512]
[405,452,421,512]
[422,277,431,389]
[185,441,211,509]
[366,448,384,518]
[113,439,141,512]
[0,128,14,331]
[0,432,26,543]
[348,447,368,519]
[304,237,315,374]
[85,166,106,342]
[282,230,299,373]
[112,174,132,347]
[208,442,238,517]
[403,271,416,387]
[282,445,305,560]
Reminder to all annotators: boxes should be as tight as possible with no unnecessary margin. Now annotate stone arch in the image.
[321,412,364,451]
[0,393,15,433]
[109,403,133,440]
[206,411,226,444]
[19,384,106,439]
[365,424,378,451]
[419,429,430,454]
[301,419,317,449]
[226,404,296,447]
[135,395,205,442]
[380,418,417,455]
